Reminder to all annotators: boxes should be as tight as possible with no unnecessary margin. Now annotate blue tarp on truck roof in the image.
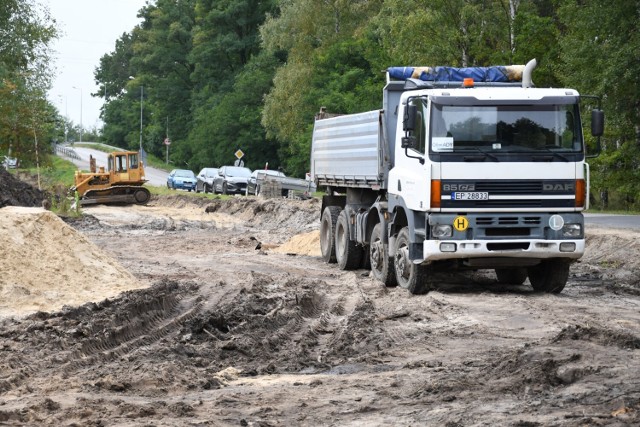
[387,65,524,83]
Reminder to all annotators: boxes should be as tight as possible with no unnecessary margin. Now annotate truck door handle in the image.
[397,180,402,191]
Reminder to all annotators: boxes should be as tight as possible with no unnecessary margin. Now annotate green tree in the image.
[0,0,57,165]
[557,0,640,209]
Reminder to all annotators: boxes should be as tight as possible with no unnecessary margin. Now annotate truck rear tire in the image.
[370,223,396,287]
[394,227,431,294]
[320,206,341,263]
[335,210,362,270]
[495,268,528,285]
[527,259,570,293]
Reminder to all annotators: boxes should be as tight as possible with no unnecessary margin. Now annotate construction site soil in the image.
[1,172,639,426]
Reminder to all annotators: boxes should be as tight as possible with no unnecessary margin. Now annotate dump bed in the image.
[311,110,387,189]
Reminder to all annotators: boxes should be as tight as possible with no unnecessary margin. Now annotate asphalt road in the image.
[584,213,640,230]
[57,144,169,187]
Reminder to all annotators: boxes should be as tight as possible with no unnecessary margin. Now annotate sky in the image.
[46,0,148,132]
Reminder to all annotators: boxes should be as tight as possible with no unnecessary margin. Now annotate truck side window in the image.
[410,99,427,154]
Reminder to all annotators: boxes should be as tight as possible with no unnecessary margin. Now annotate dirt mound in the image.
[0,207,148,318]
[201,196,320,233]
[0,168,47,208]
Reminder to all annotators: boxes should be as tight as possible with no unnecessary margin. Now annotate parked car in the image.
[167,169,196,191]
[212,165,252,195]
[246,169,285,196]
[2,155,18,169]
[195,167,219,193]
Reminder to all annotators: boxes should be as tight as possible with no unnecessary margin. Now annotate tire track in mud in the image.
[0,280,203,394]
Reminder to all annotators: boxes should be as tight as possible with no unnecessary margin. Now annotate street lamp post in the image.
[72,86,83,143]
[139,85,143,154]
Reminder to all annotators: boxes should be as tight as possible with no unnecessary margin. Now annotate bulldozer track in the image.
[82,185,151,205]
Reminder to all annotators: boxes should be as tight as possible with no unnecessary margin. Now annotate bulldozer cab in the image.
[107,151,144,183]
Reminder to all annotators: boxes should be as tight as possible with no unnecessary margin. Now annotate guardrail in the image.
[55,144,81,160]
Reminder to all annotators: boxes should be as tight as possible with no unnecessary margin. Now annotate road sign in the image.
[235,149,244,159]
[164,138,171,146]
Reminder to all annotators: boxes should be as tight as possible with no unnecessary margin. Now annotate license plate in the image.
[452,192,489,200]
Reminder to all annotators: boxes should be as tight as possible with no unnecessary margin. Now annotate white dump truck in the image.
[311,59,604,294]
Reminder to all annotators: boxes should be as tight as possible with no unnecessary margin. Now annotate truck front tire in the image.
[370,223,396,287]
[335,210,362,270]
[394,227,431,294]
[320,206,341,263]
[527,259,570,293]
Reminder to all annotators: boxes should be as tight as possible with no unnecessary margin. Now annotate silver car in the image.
[196,168,219,193]
[212,165,252,195]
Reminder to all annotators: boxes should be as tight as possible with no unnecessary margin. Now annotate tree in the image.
[557,0,640,209]
[0,0,57,166]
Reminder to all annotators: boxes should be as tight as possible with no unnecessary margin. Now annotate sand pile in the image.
[271,230,321,256]
[0,207,148,318]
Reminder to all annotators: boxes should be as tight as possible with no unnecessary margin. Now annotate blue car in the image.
[167,169,197,191]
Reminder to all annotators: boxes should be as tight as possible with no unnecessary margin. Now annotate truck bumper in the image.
[423,238,584,263]
[420,212,585,264]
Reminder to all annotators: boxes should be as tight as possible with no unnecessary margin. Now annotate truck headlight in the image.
[562,223,582,238]
[432,224,453,238]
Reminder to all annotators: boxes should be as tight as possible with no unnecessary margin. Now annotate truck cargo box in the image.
[311,110,387,189]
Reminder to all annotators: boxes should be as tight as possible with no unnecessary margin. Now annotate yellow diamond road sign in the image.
[453,216,469,231]
[235,149,244,159]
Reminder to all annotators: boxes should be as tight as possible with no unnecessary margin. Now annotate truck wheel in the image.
[320,206,341,263]
[527,259,570,293]
[394,227,431,294]
[370,223,397,287]
[335,210,362,270]
[495,268,528,285]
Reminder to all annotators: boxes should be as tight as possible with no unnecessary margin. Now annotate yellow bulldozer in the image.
[72,150,151,205]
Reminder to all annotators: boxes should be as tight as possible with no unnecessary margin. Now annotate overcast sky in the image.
[46,0,148,133]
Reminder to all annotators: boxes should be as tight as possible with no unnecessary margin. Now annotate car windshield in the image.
[176,170,195,178]
[226,167,251,177]
[205,169,218,177]
[430,103,582,153]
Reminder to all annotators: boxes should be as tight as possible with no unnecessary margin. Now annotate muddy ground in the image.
[1,190,639,426]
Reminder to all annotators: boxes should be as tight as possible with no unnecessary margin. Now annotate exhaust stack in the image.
[522,58,537,88]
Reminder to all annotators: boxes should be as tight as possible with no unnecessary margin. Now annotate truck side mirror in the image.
[403,105,417,132]
[591,109,604,137]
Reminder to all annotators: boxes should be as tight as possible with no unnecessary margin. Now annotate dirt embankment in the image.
[0,180,639,426]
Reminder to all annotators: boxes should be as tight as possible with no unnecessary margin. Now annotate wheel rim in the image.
[321,220,331,255]
[336,222,347,259]
[395,245,411,283]
[370,239,383,272]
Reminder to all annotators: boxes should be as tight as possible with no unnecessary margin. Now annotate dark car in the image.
[195,167,219,193]
[167,169,196,191]
[212,165,252,195]
[246,169,286,196]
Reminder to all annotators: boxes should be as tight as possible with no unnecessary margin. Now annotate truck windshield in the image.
[430,103,582,158]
